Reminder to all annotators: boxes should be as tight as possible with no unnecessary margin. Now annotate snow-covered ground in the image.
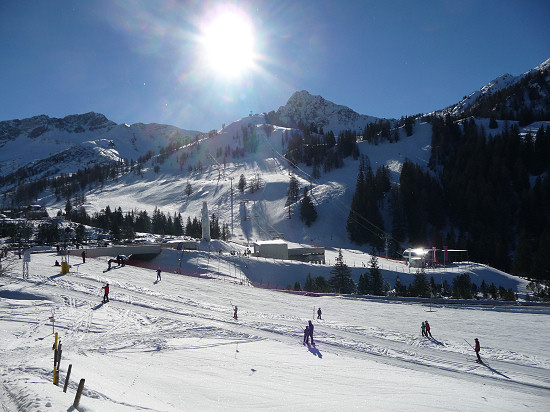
[1,250,549,411]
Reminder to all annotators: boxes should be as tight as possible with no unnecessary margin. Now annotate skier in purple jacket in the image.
[308,320,315,345]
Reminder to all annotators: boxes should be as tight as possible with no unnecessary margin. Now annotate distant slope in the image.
[445,58,550,120]
[0,112,201,181]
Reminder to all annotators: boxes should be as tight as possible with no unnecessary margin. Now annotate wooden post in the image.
[73,378,85,409]
[53,333,58,385]
[63,364,72,393]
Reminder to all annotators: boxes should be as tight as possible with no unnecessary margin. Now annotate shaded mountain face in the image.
[274,90,385,135]
[447,58,550,123]
[0,112,116,143]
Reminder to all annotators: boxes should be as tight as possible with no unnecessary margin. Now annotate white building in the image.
[254,240,325,263]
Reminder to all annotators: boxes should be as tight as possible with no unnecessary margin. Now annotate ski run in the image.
[1,249,549,411]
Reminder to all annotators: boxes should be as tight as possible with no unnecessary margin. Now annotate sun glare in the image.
[200,9,256,79]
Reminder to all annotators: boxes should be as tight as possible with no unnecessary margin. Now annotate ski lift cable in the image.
[263,131,399,242]
[260,127,405,247]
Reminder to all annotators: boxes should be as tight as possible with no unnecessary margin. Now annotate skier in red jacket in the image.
[474,338,481,363]
[425,320,432,338]
[102,283,110,303]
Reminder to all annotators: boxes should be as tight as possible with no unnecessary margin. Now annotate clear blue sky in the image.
[1,0,549,132]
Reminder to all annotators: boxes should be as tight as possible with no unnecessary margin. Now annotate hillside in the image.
[1,58,550,282]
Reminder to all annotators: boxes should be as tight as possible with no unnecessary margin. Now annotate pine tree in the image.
[185,181,192,197]
[300,187,317,226]
[357,273,371,295]
[238,174,246,193]
[369,255,384,296]
[315,276,330,292]
[394,275,405,296]
[412,269,430,298]
[65,198,72,219]
[287,174,300,204]
[329,250,356,294]
[304,273,315,291]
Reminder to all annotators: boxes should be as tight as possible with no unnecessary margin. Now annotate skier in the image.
[308,320,315,345]
[303,324,310,345]
[317,307,322,320]
[474,338,481,363]
[102,283,110,303]
[81,250,86,263]
[156,268,161,281]
[233,305,238,319]
[421,321,426,337]
[425,320,432,338]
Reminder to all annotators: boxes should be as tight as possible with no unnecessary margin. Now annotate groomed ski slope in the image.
[1,251,549,411]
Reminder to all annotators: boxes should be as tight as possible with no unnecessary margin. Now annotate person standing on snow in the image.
[425,320,432,338]
[303,324,310,345]
[421,321,426,337]
[81,250,86,263]
[156,268,161,281]
[308,320,315,345]
[317,307,322,320]
[474,338,481,363]
[102,283,110,303]
[233,305,238,319]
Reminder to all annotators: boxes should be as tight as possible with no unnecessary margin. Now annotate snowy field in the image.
[1,250,549,411]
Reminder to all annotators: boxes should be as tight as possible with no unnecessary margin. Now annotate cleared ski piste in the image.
[1,251,549,411]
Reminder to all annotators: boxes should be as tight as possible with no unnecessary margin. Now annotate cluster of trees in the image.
[237,173,262,194]
[346,156,391,251]
[289,252,517,301]
[64,204,230,242]
[284,174,317,225]
[526,281,550,302]
[343,114,550,281]
[432,117,550,280]
[458,68,550,126]
[3,160,131,207]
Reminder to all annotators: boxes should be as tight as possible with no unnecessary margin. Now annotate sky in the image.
[1,0,549,132]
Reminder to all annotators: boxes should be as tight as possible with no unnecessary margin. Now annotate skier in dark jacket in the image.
[317,307,322,320]
[303,325,310,345]
[81,250,86,263]
[102,283,109,303]
[308,320,314,345]
[474,338,481,362]
[156,268,161,281]
[233,305,238,319]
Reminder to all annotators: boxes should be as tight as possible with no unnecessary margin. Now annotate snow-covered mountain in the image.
[0,112,200,180]
[276,90,385,134]
[1,58,549,258]
[447,58,550,117]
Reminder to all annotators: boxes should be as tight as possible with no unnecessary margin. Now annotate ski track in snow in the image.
[1,252,550,410]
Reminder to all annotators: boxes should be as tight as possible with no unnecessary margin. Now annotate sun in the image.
[199,8,256,79]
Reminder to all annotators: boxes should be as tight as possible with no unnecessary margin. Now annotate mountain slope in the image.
[447,58,550,120]
[0,112,200,181]
[275,90,386,134]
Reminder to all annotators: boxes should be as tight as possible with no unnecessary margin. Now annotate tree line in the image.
[290,251,523,301]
